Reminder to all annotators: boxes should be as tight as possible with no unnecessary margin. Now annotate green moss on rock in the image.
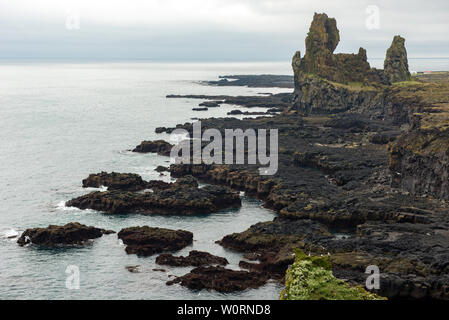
[280,249,386,300]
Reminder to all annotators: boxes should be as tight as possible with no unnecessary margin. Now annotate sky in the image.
[0,0,448,61]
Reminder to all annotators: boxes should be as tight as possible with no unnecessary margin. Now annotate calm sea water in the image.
[0,59,447,300]
[0,61,294,300]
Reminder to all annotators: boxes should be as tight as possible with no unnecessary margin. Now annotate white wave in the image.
[0,228,19,239]
[83,185,107,192]
[56,200,98,215]
[117,149,135,155]
[56,200,84,212]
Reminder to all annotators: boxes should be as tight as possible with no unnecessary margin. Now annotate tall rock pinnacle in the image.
[292,13,382,85]
[302,12,340,72]
[384,35,411,82]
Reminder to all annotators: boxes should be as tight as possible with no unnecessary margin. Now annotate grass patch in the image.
[280,249,386,300]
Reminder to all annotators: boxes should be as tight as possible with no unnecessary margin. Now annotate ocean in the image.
[0,59,447,300]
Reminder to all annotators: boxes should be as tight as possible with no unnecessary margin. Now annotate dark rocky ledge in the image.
[203,74,294,88]
[118,226,193,256]
[156,250,228,267]
[199,101,221,108]
[66,175,241,215]
[166,266,269,293]
[166,92,293,111]
[17,222,115,246]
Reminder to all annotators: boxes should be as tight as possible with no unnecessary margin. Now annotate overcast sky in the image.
[0,0,447,61]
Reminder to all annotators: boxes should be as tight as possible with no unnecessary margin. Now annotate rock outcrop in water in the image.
[166,266,269,293]
[156,250,229,267]
[204,74,294,88]
[82,172,147,191]
[384,36,411,83]
[132,140,173,156]
[17,222,114,246]
[66,175,241,215]
[118,226,193,256]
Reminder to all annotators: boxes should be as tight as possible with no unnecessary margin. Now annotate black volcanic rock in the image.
[204,74,294,88]
[389,127,449,200]
[166,266,268,293]
[155,127,167,133]
[66,175,241,215]
[199,101,221,108]
[167,93,293,111]
[17,222,114,246]
[155,165,169,172]
[118,226,193,256]
[133,140,173,156]
[156,250,228,267]
[82,172,147,191]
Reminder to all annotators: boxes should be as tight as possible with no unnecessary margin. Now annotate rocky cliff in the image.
[388,75,449,200]
[291,13,449,202]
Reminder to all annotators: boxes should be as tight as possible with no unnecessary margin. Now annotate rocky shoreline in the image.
[16,13,449,299]
[147,14,449,299]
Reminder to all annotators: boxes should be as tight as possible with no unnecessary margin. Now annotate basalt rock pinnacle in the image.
[292,13,411,115]
[384,35,411,83]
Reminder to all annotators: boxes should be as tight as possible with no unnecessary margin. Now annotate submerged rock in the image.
[166,266,269,293]
[156,250,228,267]
[118,226,193,256]
[125,265,141,273]
[17,222,114,246]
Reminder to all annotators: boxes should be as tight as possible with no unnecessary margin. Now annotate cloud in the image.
[0,0,447,60]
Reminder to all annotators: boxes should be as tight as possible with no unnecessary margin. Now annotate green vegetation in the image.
[280,249,386,300]
[391,80,422,87]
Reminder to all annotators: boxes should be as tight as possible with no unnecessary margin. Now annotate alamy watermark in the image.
[65,9,80,30]
[365,265,380,290]
[170,121,279,175]
[365,5,380,30]
[65,265,80,290]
